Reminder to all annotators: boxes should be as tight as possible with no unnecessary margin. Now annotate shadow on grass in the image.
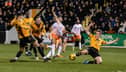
[17,60,43,62]
[0,58,82,64]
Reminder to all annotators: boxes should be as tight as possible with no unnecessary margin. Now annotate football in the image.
[69,53,76,60]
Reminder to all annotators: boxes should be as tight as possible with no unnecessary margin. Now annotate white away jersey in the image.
[71,24,83,35]
[51,22,65,36]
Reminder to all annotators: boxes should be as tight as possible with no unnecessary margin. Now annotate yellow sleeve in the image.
[31,18,34,24]
[11,17,17,26]
[41,25,46,36]
[89,33,94,38]
[102,40,107,44]
[31,23,34,32]
[31,20,35,31]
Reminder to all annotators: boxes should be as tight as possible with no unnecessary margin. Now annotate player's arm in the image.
[50,24,54,32]
[84,23,93,35]
[52,7,61,24]
[81,25,84,32]
[30,20,36,37]
[41,24,46,36]
[62,26,66,35]
[9,16,17,26]
[105,38,119,44]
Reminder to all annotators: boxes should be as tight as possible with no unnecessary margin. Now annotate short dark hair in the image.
[17,13,23,17]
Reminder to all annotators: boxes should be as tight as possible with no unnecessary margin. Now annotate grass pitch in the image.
[0,44,126,72]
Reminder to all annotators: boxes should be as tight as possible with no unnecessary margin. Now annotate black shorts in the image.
[34,36,43,44]
[19,36,36,48]
[87,47,100,58]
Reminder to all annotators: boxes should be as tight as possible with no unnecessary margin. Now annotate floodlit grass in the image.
[0,44,126,72]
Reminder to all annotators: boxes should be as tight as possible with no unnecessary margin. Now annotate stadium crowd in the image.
[0,0,126,33]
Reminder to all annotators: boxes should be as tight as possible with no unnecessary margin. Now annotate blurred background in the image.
[0,0,126,44]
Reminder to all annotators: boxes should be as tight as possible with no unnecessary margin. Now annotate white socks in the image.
[51,44,55,56]
[57,45,62,55]
[44,44,55,59]
[79,42,82,50]
[14,57,18,60]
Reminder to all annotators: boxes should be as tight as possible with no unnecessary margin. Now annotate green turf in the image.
[0,44,126,72]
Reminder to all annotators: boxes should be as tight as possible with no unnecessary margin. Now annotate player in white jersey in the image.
[52,22,65,56]
[71,19,84,50]
[43,7,65,62]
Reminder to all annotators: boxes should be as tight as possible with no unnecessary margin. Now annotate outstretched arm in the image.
[52,7,61,24]
[9,16,17,26]
[105,38,119,44]
[84,22,94,35]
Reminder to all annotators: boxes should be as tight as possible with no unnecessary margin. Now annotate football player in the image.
[70,22,119,64]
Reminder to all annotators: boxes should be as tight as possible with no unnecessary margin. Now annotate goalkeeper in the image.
[71,21,119,64]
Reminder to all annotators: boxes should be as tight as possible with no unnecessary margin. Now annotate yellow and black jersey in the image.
[31,21,46,37]
[11,17,34,39]
[22,17,34,37]
[11,17,24,39]
[23,17,34,26]
[89,34,107,51]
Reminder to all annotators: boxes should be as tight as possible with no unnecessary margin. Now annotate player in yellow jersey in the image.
[23,12,36,56]
[8,14,24,39]
[9,14,41,62]
[24,13,46,60]
[70,22,119,64]
[29,17,46,60]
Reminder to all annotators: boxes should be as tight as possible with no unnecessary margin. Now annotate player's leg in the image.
[29,43,33,51]
[46,44,55,57]
[25,46,28,55]
[11,47,24,62]
[56,39,64,57]
[35,37,45,59]
[32,40,40,48]
[62,38,67,52]
[76,49,88,56]
[10,38,26,62]
[79,41,81,50]
[49,38,56,57]
[43,33,59,61]
[76,35,82,50]
[81,32,85,46]
[32,39,44,60]
[48,33,58,57]
[43,37,56,62]
[43,43,55,62]
[38,43,45,58]
[83,56,102,64]
[94,56,102,64]
[73,35,79,51]
[83,47,101,64]
[32,46,38,59]
[28,43,38,60]
[25,44,32,56]
[26,36,40,60]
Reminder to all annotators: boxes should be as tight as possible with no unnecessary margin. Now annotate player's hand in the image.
[45,45,48,50]
[115,37,119,41]
[89,22,94,27]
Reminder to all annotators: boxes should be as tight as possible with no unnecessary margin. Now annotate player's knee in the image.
[96,60,102,64]
[33,41,40,47]
[80,50,88,55]
[19,47,24,52]
[40,43,44,47]
[95,57,102,64]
